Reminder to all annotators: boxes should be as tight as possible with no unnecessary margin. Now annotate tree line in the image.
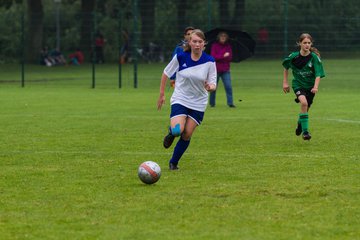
[0,0,359,63]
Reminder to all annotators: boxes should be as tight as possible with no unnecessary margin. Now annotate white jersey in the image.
[164,51,217,112]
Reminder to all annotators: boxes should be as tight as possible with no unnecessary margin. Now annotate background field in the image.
[0,59,359,239]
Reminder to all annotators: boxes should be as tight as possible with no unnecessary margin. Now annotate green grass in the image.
[0,59,359,239]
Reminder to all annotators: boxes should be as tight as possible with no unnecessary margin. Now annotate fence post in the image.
[118,9,122,89]
[132,0,138,89]
[91,11,96,88]
[207,0,212,30]
[21,6,25,87]
[283,0,288,56]
[54,0,61,50]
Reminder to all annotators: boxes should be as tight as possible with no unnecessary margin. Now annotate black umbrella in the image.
[204,28,256,62]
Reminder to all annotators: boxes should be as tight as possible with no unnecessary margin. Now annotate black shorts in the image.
[294,89,315,108]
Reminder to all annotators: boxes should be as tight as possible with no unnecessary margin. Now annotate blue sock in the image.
[169,137,190,165]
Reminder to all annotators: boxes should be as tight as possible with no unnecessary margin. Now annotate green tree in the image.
[230,0,245,28]
[175,0,188,33]
[0,0,21,8]
[219,0,245,28]
[80,0,95,59]
[27,0,44,62]
[139,0,155,47]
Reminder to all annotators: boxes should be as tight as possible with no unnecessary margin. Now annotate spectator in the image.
[69,48,84,65]
[49,47,67,65]
[40,46,54,67]
[95,32,105,63]
[209,31,236,107]
[120,30,129,64]
[257,27,269,56]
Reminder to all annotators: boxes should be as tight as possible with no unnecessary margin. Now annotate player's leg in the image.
[169,108,204,170]
[222,71,235,107]
[169,118,198,170]
[209,75,220,107]
[163,114,186,149]
[295,122,302,136]
[163,104,188,149]
[297,94,311,140]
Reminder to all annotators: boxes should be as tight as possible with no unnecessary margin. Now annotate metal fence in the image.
[0,0,359,87]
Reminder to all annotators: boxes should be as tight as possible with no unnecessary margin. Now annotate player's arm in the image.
[205,62,217,92]
[311,76,321,94]
[158,55,179,110]
[157,73,168,110]
[283,68,290,93]
[311,55,324,94]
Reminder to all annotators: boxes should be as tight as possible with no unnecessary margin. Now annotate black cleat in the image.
[302,131,311,140]
[163,132,175,149]
[228,104,236,108]
[169,163,179,170]
[295,123,302,136]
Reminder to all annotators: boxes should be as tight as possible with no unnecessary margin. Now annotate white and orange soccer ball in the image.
[138,161,161,184]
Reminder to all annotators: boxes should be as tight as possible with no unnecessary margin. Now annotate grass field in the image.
[0,59,359,239]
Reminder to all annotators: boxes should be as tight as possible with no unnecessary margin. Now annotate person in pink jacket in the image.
[209,31,235,107]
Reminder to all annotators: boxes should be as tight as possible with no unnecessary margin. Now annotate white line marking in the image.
[1,150,356,159]
[324,118,360,124]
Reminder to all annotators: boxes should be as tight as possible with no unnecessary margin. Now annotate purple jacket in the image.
[210,42,232,73]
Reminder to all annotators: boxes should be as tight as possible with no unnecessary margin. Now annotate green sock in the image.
[299,113,309,133]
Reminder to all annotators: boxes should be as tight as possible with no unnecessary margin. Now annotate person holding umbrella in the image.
[209,31,236,108]
[282,33,325,140]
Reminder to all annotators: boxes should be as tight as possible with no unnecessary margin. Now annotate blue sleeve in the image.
[172,46,183,57]
[170,46,183,79]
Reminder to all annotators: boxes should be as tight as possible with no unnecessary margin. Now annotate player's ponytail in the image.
[310,47,321,57]
[183,42,191,52]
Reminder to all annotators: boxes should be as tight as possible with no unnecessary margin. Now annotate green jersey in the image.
[282,51,325,91]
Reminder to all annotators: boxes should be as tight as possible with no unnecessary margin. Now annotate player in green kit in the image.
[282,33,325,140]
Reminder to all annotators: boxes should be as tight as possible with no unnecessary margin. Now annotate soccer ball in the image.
[138,161,161,184]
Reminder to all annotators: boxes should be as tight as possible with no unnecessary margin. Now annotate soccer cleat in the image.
[169,162,179,170]
[295,123,302,136]
[163,133,175,149]
[302,131,311,140]
[228,104,236,108]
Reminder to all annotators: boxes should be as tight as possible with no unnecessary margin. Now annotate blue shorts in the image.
[170,104,204,125]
